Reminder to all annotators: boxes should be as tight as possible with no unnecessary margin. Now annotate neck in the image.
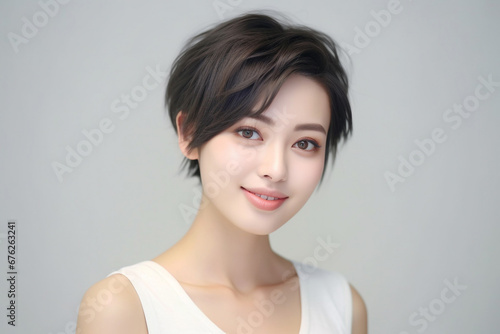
[158,198,293,293]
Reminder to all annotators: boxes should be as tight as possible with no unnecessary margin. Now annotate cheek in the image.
[198,138,230,181]
[290,155,324,191]
[220,137,260,171]
[199,137,256,183]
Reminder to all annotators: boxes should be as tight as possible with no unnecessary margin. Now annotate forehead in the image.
[255,74,331,127]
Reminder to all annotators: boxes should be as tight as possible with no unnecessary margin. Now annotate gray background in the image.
[1,0,499,333]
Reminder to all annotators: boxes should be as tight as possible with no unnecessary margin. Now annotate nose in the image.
[258,142,288,182]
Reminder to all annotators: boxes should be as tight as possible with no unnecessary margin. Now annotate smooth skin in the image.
[76,74,367,334]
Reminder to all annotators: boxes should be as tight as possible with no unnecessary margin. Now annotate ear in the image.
[176,111,199,160]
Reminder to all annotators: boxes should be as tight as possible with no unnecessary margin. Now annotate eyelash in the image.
[235,127,321,152]
[236,127,261,140]
[294,139,321,151]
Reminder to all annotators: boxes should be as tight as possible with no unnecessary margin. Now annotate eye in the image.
[294,139,320,151]
[236,128,261,140]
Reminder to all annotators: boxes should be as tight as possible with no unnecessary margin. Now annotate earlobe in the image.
[176,111,199,160]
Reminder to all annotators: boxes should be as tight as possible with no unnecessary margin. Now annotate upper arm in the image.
[350,284,367,334]
[76,274,147,334]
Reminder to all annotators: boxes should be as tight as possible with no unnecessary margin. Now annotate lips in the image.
[241,187,288,211]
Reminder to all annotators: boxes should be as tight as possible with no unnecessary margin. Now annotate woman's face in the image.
[196,74,331,235]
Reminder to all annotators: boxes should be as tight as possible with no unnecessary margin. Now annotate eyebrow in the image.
[294,123,327,134]
[249,114,327,135]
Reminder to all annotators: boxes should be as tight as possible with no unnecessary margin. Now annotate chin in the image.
[233,206,298,236]
[237,221,285,236]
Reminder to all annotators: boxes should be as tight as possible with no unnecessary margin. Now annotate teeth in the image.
[245,188,283,200]
[256,193,278,200]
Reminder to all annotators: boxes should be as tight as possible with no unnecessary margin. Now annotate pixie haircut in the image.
[166,12,352,181]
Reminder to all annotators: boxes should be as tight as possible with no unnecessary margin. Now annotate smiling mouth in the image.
[246,190,282,201]
[241,187,288,211]
[241,187,288,200]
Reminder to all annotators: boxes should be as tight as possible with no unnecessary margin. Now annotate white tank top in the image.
[109,260,352,333]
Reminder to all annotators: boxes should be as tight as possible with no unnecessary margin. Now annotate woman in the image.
[77,12,367,334]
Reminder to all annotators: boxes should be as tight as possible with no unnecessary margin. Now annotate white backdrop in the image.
[1,0,499,333]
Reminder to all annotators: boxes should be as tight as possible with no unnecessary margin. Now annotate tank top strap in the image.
[108,261,225,333]
[293,261,352,334]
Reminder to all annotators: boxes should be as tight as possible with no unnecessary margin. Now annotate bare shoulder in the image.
[76,274,147,334]
[350,284,368,334]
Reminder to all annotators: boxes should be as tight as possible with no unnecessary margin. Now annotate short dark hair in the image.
[166,11,352,181]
